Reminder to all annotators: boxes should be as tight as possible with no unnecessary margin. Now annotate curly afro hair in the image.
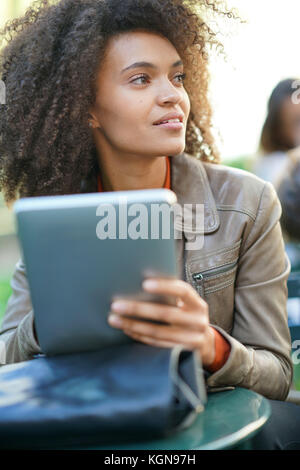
[0,0,236,205]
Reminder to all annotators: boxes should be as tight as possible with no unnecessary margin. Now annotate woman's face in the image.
[89,30,191,159]
[279,96,300,149]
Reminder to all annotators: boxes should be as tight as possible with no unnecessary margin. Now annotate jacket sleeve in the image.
[0,259,41,364]
[206,181,293,401]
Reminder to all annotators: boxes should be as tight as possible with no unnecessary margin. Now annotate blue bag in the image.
[0,343,207,449]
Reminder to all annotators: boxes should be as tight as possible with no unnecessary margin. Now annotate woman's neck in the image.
[95,147,168,192]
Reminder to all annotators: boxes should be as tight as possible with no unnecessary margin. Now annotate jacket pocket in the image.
[186,240,241,332]
[189,259,238,333]
[191,260,238,298]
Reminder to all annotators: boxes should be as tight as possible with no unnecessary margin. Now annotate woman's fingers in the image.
[124,330,181,349]
[110,299,205,328]
[108,313,205,349]
[143,278,207,310]
[108,278,210,353]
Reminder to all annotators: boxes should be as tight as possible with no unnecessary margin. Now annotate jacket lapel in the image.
[170,153,220,279]
[171,153,220,235]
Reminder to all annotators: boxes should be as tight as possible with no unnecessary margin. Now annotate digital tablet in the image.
[14,189,180,356]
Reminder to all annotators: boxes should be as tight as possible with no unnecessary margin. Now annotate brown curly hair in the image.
[0,0,236,205]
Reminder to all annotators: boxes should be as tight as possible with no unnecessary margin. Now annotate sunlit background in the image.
[0,0,300,311]
[210,0,300,161]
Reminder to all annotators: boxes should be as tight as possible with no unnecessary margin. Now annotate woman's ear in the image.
[88,111,101,130]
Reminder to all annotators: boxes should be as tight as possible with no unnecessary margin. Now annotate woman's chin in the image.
[155,143,186,156]
[167,146,185,156]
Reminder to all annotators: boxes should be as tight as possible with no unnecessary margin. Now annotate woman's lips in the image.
[153,122,184,130]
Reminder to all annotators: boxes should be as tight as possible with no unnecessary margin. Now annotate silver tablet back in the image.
[14,189,179,355]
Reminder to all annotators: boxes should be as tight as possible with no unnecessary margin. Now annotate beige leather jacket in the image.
[0,152,292,400]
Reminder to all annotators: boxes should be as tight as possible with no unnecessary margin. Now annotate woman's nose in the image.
[156,82,183,106]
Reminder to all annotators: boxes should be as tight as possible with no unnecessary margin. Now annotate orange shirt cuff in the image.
[206,327,231,373]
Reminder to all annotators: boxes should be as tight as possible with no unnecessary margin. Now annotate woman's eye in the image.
[131,75,149,85]
[131,73,186,85]
[174,73,186,84]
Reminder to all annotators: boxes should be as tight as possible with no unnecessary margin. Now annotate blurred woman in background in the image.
[277,149,300,327]
[252,78,300,188]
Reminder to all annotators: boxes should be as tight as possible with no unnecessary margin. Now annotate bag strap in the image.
[169,345,206,413]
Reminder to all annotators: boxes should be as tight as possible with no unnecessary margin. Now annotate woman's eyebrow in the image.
[121,59,183,74]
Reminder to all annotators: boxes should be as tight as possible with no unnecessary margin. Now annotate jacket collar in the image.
[171,153,220,234]
[80,152,220,235]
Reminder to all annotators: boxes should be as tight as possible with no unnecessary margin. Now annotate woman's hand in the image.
[108,278,216,368]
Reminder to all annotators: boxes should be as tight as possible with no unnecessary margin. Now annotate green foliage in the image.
[224,155,254,172]
[294,363,300,391]
[0,279,11,323]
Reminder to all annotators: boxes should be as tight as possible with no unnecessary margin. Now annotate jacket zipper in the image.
[192,260,238,281]
[192,260,238,294]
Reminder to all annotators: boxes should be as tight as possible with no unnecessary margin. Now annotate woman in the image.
[276,148,300,328]
[0,0,299,449]
[252,78,300,187]
[277,146,300,243]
